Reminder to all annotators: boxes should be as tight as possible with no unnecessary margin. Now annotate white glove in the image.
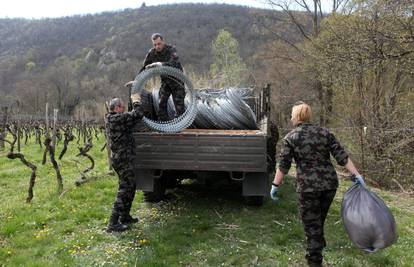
[353,175,366,187]
[145,62,162,69]
[131,93,141,103]
[124,81,134,87]
[270,184,279,201]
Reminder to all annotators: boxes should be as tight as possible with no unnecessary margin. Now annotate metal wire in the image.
[131,66,198,133]
[133,67,257,130]
[149,87,258,130]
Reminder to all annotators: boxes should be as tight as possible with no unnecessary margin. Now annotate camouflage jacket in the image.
[106,103,143,162]
[141,44,183,70]
[139,44,183,85]
[278,123,349,192]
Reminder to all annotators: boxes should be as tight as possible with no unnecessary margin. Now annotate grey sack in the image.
[341,184,398,252]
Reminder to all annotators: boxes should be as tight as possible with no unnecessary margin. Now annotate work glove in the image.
[124,81,134,87]
[270,184,279,201]
[353,174,366,187]
[145,62,162,69]
[131,93,141,103]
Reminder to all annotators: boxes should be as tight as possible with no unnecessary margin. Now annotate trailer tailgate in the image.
[133,129,267,172]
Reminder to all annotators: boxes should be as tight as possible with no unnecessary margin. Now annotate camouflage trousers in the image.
[299,189,336,266]
[158,82,185,121]
[110,159,136,219]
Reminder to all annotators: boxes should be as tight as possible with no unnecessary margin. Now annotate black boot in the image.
[120,214,139,224]
[308,261,322,267]
[308,261,323,267]
[107,214,129,233]
[306,253,323,267]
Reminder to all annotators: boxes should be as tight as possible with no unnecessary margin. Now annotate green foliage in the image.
[210,29,249,87]
[25,61,36,72]
[0,134,413,266]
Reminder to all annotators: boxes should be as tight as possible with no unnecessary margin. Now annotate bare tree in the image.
[257,0,350,125]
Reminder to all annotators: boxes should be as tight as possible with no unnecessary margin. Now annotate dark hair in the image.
[109,98,122,111]
[151,33,163,41]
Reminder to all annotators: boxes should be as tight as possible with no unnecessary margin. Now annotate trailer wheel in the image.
[245,196,264,206]
[143,177,166,202]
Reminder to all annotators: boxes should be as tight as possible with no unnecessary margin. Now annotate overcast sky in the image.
[0,0,272,19]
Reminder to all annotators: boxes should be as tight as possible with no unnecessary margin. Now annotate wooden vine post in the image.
[0,107,8,151]
[44,104,64,193]
[104,102,112,171]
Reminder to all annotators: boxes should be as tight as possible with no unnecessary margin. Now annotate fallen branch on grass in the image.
[391,178,413,195]
[215,223,240,230]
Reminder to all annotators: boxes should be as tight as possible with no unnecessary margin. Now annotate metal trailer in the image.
[132,85,276,206]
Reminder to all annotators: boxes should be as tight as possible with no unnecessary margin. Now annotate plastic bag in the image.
[341,183,397,252]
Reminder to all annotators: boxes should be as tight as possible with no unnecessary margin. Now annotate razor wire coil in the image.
[131,66,198,133]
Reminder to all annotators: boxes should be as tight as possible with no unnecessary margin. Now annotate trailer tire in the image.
[245,196,264,206]
[143,177,166,202]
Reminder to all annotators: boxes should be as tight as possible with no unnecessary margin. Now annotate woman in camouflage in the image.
[270,101,365,267]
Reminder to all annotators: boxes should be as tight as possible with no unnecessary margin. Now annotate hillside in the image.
[0,3,301,115]
[0,4,278,70]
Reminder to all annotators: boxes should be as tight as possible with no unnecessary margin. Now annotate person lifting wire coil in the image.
[127,65,198,133]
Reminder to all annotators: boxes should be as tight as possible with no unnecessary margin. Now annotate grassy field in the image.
[0,134,413,266]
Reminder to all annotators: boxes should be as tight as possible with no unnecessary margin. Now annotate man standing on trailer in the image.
[126,33,185,121]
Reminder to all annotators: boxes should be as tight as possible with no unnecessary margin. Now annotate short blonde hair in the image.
[292,101,312,122]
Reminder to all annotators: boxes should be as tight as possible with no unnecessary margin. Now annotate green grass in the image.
[0,134,413,266]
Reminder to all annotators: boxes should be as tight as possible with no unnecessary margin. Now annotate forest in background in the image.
[0,3,289,117]
[0,1,413,189]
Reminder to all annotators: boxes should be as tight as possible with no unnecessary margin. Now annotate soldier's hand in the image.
[270,184,279,201]
[124,81,134,87]
[131,93,141,103]
[145,62,162,69]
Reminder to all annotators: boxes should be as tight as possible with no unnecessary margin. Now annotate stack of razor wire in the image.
[148,87,258,130]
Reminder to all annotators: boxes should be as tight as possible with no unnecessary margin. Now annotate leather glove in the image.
[145,62,162,69]
[270,184,279,201]
[353,175,366,186]
[131,93,141,103]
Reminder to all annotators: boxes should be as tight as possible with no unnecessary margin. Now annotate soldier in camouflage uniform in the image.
[270,101,365,267]
[127,33,185,121]
[106,94,143,232]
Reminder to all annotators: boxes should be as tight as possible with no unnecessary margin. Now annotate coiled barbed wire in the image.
[131,66,198,133]
[149,87,258,130]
